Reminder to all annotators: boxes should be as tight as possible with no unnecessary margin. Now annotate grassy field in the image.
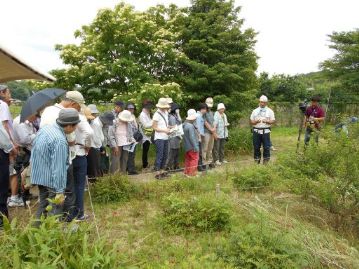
[3,126,359,268]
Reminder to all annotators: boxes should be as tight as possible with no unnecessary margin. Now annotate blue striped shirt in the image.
[30,123,68,193]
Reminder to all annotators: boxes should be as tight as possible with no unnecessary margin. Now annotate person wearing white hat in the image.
[88,104,100,116]
[250,95,275,164]
[108,110,135,174]
[152,98,172,179]
[213,103,230,166]
[183,109,200,177]
[203,97,217,168]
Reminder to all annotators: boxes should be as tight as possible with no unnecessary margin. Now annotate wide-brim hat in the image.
[118,110,133,122]
[83,106,95,120]
[65,91,85,105]
[205,97,214,108]
[186,109,197,121]
[217,103,226,111]
[56,108,81,125]
[88,104,99,114]
[156,98,170,109]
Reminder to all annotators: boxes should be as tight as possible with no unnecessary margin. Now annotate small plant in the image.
[0,216,118,268]
[217,223,310,269]
[91,174,139,204]
[226,128,253,154]
[231,165,274,191]
[160,193,232,233]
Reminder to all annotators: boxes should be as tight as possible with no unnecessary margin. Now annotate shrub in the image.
[217,223,310,269]
[231,165,274,191]
[160,193,232,233]
[92,174,139,204]
[226,128,253,154]
[0,217,117,268]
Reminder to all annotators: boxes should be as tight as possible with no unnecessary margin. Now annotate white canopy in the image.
[0,45,55,83]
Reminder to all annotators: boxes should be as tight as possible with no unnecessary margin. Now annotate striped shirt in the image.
[30,123,69,193]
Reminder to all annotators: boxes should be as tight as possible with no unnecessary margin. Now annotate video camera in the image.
[298,100,308,114]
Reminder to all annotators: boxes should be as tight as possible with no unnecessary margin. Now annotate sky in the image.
[0,0,358,76]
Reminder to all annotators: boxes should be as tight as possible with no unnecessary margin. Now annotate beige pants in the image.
[110,147,129,174]
[202,133,214,164]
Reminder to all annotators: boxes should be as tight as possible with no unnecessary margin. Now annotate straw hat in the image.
[83,106,95,120]
[186,109,197,121]
[118,110,133,122]
[205,97,214,108]
[156,98,170,109]
[217,103,225,111]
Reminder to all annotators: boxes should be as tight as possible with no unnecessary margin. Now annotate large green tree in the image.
[53,3,182,101]
[320,29,359,102]
[177,0,258,101]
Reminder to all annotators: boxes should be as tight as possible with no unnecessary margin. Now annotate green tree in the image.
[177,0,258,101]
[52,3,182,101]
[320,29,359,102]
[6,81,31,101]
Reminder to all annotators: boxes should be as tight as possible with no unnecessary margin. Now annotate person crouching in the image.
[183,109,200,177]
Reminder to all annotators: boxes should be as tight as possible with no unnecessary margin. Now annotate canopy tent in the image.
[0,45,55,83]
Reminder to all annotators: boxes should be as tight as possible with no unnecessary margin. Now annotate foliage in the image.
[112,82,185,109]
[225,127,253,154]
[0,216,117,268]
[231,165,274,191]
[320,29,359,99]
[258,72,307,103]
[160,193,232,233]
[91,174,139,204]
[217,222,310,269]
[52,3,183,101]
[6,81,32,101]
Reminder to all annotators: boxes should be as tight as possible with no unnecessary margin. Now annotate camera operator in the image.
[304,96,325,145]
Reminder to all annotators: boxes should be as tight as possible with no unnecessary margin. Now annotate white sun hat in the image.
[156,98,170,109]
[205,97,214,108]
[118,110,133,122]
[186,109,197,121]
[88,104,99,114]
[259,95,268,102]
[217,103,225,111]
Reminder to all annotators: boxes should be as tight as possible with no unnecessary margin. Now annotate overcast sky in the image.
[0,0,358,76]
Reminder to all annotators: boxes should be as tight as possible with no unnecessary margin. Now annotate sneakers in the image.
[75,214,89,222]
[215,161,222,166]
[8,196,24,207]
[270,146,277,151]
[222,160,229,164]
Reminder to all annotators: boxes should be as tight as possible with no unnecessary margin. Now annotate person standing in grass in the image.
[196,103,208,171]
[203,97,217,168]
[31,108,80,224]
[183,109,200,177]
[166,103,182,171]
[250,95,275,164]
[152,98,172,180]
[126,103,140,175]
[304,96,325,145]
[139,100,154,170]
[213,103,229,166]
[109,101,125,173]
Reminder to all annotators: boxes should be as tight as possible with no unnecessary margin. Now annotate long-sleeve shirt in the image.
[139,110,153,142]
[13,116,37,150]
[73,114,93,156]
[196,112,205,136]
[30,124,68,193]
[90,117,104,149]
[214,111,229,139]
[40,103,64,128]
[0,121,13,153]
[183,121,199,152]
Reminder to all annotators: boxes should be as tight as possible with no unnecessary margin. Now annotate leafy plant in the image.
[226,128,253,154]
[91,174,139,204]
[231,165,275,191]
[160,193,232,233]
[0,217,117,268]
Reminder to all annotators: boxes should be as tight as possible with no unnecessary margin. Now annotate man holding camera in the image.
[304,96,325,145]
[250,95,275,164]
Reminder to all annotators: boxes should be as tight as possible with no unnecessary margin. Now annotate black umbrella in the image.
[20,88,66,122]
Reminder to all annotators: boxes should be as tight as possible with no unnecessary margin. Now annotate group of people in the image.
[0,81,325,228]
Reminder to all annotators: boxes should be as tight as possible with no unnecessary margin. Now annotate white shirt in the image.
[153,110,169,140]
[90,117,104,149]
[73,114,93,156]
[0,100,14,138]
[139,110,153,142]
[250,106,275,129]
[13,116,37,150]
[40,103,64,128]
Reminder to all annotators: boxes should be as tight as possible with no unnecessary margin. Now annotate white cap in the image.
[65,91,85,104]
[259,95,268,102]
[186,109,197,121]
[217,103,225,111]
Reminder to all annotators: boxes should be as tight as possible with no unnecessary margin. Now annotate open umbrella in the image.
[20,88,66,122]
